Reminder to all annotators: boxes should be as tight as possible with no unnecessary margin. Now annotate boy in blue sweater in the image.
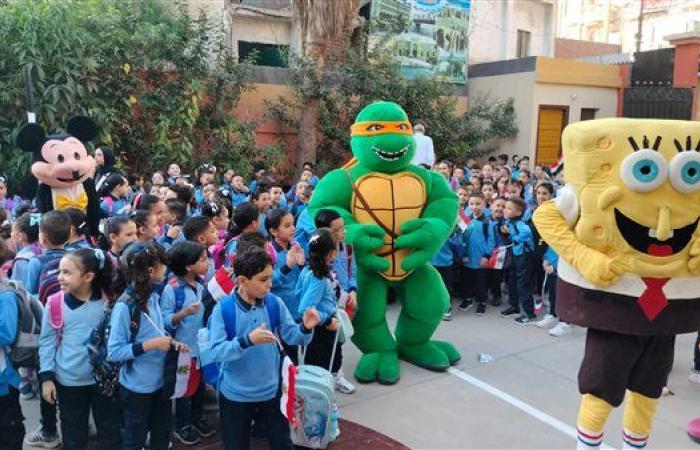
[208,247,319,450]
[487,197,508,307]
[0,286,24,450]
[459,192,495,315]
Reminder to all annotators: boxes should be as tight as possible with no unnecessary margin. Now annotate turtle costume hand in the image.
[310,101,460,384]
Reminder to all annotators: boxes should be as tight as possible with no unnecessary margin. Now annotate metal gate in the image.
[622,86,693,120]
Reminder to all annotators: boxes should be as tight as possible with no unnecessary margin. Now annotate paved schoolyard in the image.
[21,302,700,449]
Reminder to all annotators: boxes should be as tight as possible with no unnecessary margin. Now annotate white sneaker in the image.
[24,427,61,448]
[690,369,700,384]
[549,322,573,337]
[536,314,559,329]
[334,371,356,394]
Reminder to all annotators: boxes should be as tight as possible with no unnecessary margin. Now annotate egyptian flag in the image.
[487,246,509,269]
[208,267,235,301]
[170,353,202,399]
[280,355,298,426]
[549,156,564,177]
[457,209,471,232]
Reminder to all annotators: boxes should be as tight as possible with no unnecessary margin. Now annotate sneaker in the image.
[443,306,453,321]
[458,299,473,311]
[549,322,573,337]
[335,371,356,394]
[173,426,201,446]
[476,303,486,315]
[19,380,35,400]
[513,314,534,325]
[689,368,700,384]
[500,306,519,316]
[24,427,61,448]
[490,296,502,307]
[192,418,216,438]
[536,314,559,329]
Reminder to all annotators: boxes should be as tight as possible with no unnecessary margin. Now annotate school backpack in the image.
[210,237,234,270]
[163,277,189,335]
[5,243,42,279]
[0,279,42,369]
[38,253,64,304]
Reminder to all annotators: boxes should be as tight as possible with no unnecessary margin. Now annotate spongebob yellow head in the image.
[563,118,700,278]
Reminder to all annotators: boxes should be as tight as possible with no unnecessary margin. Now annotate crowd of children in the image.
[0,154,570,450]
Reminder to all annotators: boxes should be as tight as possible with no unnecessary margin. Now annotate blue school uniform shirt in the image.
[66,239,92,251]
[10,245,38,287]
[271,240,303,317]
[108,289,167,394]
[25,248,67,295]
[194,187,204,205]
[39,295,105,386]
[161,278,205,357]
[100,195,130,217]
[490,217,509,247]
[333,243,356,293]
[258,212,268,237]
[157,225,185,250]
[294,208,315,255]
[0,291,21,396]
[507,218,534,256]
[430,229,461,267]
[208,292,312,402]
[296,266,336,325]
[461,214,495,269]
[231,189,248,207]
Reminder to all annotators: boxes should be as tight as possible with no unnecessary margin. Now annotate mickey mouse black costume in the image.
[16,116,101,236]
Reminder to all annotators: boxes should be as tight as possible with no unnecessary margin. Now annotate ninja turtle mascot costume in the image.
[533,118,700,449]
[309,101,460,384]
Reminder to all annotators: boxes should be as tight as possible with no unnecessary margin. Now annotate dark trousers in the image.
[56,383,122,450]
[175,379,205,429]
[508,253,535,316]
[40,395,58,434]
[120,386,172,450]
[546,272,558,317]
[304,326,342,374]
[694,332,700,371]
[0,388,25,450]
[465,268,488,304]
[435,265,455,298]
[219,394,293,450]
[579,328,675,406]
[487,269,503,301]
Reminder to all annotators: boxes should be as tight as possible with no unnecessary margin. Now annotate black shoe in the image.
[443,306,453,321]
[476,303,486,315]
[174,426,201,446]
[500,306,519,316]
[490,296,502,307]
[458,299,473,311]
[192,418,216,438]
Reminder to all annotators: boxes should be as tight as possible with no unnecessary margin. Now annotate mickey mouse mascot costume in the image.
[16,116,101,236]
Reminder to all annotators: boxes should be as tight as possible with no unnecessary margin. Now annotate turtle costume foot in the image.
[398,340,460,371]
[354,351,400,385]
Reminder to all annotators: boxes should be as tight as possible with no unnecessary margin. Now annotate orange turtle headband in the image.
[350,121,414,137]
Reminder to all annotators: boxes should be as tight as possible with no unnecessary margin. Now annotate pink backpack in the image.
[46,291,66,345]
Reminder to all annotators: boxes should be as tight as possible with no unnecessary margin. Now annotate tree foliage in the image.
[0,0,281,194]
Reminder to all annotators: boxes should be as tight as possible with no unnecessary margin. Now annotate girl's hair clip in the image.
[30,213,42,227]
[93,249,106,270]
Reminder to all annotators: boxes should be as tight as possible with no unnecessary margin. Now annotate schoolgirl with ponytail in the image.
[99,173,132,218]
[64,208,93,250]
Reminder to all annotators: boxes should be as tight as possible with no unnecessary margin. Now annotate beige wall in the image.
[230,15,299,59]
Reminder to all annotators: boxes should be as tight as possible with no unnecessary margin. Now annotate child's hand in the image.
[544,264,555,275]
[347,291,358,311]
[500,224,510,234]
[286,248,296,269]
[184,302,201,316]
[249,324,276,345]
[145,336,173,352]
[294,245,306,266]
[479,257,488,268]
[173,341,189,352]
[302,308,321,329]
[42,380,57,404]
[167,225,181,239]
[326,317,341,331]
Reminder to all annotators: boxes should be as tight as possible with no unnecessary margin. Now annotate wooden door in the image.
[536,106,568,165]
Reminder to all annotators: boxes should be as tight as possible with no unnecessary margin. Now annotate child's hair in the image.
[302,184,315,200]
[264,208,292,235]
[68,248,116,301]
[40,210,71,247]
[64,208,89,238]
[314,209,341,229]
[236,231,267,255]
[234,246,272,280]
[468,191,485,201]
[165,199,188,225]
[520,169,531,179]
[100,216,134,251]
[536,181,554,195]
[482,180,494,187]
[113,242,169,309]
[168,184,194,204]
[201,201,226,218]
[98,173,128,197]
[130,210,153,236]
[308,228,335,279]
[14,202,34,218]
[133,193,161,211]
[169,241,206,277]
[14,212,40,243]
[509,180,525,198]
[250,186,270,202]
[183,216,212,241]
[127,173,143,186]
[0,209,10,240]
[507,197,527,216]
[231,202,259,237]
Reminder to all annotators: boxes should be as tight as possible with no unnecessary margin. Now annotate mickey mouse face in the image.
[17,116,98,189]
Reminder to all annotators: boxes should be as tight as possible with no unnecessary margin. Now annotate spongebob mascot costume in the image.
[534,119,700,449]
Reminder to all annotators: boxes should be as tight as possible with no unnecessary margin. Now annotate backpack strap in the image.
[46,291,65,345]
[264,295,280,334]
[168,277,187,312]
[220,296,237,340]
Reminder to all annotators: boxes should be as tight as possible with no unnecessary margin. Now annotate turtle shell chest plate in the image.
[351,171,427,281]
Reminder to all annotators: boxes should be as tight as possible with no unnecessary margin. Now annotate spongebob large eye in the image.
[669,151,700,193]
[620,149,667,192]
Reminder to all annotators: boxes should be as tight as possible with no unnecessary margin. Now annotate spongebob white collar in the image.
[558,258,699,300]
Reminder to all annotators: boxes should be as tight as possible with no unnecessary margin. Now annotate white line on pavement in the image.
[447,367,614,450]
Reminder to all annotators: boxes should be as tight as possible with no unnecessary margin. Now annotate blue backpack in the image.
[164,277,189,334]
[38,252,65,304]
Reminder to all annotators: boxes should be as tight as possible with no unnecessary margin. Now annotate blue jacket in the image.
[461,214,495,269]
[490,217,509,247]
[66,239,92,251]
[296,266,336,325]
[108,290,167,394]
[11,245,38,287]
[544,247,559,270]
[231,189,248,207]
[208,292,312,402]
[430,229,461,267]
[258,212,268,237]
[507,218,534,256]
[25,248,67,295]
[160,278,205,357]
[100,196,130,217]
[333,243,357,292]
[271,241,303,317]
[294,208,315,255]
[0,291,20,396]
[39,295,105,386]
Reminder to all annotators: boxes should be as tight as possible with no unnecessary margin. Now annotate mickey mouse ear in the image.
[16,123,47,153]
[66,116,98,142]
